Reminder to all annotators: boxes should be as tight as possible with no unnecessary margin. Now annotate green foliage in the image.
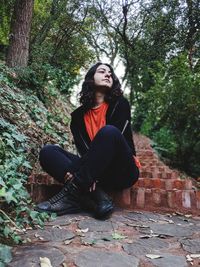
[0,62,72,148]
[0,64,75,245]
[0,0,14,45]
[13,62,81,104]
[0,244,12,266]
[0,117,51,245]
[137,53,200,177]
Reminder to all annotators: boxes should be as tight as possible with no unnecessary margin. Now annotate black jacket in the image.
[70,95,137,157]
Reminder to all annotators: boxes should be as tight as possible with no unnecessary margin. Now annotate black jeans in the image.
[39,125,140,191]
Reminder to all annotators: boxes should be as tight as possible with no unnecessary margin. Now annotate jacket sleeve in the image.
[70,115,88,157]
[111,97,137,156]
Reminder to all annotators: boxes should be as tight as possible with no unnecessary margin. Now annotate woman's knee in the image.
[98,125,121,137]
[39,144,57,164]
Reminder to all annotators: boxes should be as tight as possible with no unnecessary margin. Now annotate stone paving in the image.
[9,208,200,267]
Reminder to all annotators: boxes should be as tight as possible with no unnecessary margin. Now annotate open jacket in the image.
[70,95,137,158]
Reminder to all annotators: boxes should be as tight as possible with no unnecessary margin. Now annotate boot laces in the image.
[48,187,67,204]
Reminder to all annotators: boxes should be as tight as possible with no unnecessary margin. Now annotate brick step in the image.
[108,187,200,211]
[135,178,193,190]
[139,162,167,167]
[26,173,199,213]
[139,171,180,179]
[140,166,167,172]
[28,173,62,185]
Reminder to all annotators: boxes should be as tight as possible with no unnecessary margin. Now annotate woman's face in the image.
[93,64,113,91]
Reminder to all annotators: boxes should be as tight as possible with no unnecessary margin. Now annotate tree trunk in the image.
[6,0,34,67]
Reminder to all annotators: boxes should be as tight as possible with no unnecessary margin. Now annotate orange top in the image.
[84,101,142,169]
[84,101,109,141]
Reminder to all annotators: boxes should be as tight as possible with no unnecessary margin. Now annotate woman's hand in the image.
[64,172,74,182]
[89,181,96,192]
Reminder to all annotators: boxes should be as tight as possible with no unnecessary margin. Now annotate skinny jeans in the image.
[39,125,140,191]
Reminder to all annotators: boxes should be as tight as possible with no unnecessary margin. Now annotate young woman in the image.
[35,62,141,219]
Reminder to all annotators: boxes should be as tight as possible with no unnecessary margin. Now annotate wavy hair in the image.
[78,62,123,112]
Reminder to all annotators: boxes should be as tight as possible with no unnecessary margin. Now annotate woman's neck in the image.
[92,101,105,109]
[93,91,105,108]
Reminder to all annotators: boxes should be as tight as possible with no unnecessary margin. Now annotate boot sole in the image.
[94,204,114,219]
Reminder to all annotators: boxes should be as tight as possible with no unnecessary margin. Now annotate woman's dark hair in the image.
[78,62,123,112]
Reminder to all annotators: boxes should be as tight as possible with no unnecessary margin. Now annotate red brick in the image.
[160,189,168,207]
[144,188,152,207]
[175,190,183,208]
[152,178,165,189]
[173,179,184,190]
[190,190,197,209]
[131,188,137,208]
[136,188,145,208]
[121,188,131,207]
[165,172,172,179]
[152,188,161,206]
[165,180,173,190]
[137,178,145,187]
[152,171,162,179]
[167,191,175,208]
[143,178,152,188]
[113,188,131,208]
[196,191,200,210]
[182,190,191,209]
[184,179,193,190]
[171,172,179,179]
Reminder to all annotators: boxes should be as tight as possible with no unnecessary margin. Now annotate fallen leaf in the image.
[76,228,89,233]
[112,232,127,240]
[52,225,62,229]
[35,233,44,240]
[186,255,193,262]
[166,213,172,217]
[163,219,174,224]
[146,254,162,259]
[175,211,183,216]
[190,254,200,259]
[149,219,157,223]
[64,240,72,245]
[25,227,33,230]
[40,257,52,267]
[185,214,192,218]
[81,241,92,246]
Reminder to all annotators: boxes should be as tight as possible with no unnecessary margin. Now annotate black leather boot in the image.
[35,177,83,215]
[80,185,115,219]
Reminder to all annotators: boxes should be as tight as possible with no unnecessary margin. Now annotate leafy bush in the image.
[135,53,200,177]
[0,244,12,266]
[0,118,53,245]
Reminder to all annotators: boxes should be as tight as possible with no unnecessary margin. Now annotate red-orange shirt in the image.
[84,101,141,169]
[84,101,109,141]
